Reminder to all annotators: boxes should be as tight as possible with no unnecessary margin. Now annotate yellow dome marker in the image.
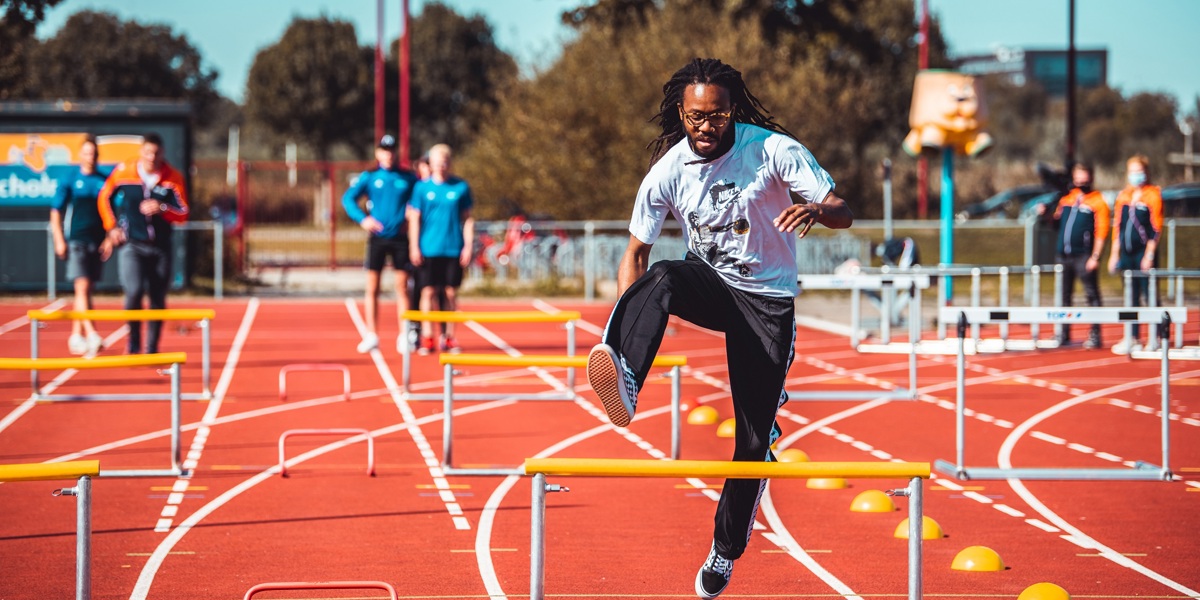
[893,515,944,539]
[1018,582,1070,600]
[951,546,1005,571]
[716,418,737,438]
[776,448,809,463]
[849,489,896,512]
[806,477,847,490]
[687,405,720,425]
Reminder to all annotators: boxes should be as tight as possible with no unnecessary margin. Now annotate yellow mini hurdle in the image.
[522,457,931,600]
[28,308,215,400]
[399,310,581,399]
[0,353,188,478]
[438,354,687,475]
[0,460,100,600]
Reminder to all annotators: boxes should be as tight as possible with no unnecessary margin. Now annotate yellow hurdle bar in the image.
[0,460,100,482]
[401,310,580,323]
[441,353,687,368]
[28,309,216,322]
[0,352,187,371]
[523,458,930,480]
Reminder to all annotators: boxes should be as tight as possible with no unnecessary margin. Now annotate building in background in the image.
[954,47,1108,95]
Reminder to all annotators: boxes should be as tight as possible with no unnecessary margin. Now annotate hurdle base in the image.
[405,391,575,402]
[934,459,1170,481]
[442,466,525,477]
[789,389,915,401]
[1131,347,1200,361]
[100,468,190,478]
[34,392,211,402]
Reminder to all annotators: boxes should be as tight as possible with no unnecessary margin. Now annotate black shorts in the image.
[365,236,412,272]
[66,240,103,282]
[417,256,464,289]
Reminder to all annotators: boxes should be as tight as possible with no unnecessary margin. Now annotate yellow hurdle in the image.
[28,309,216,322]
[525,457,930,600]
[438,354,690,473]
[401,310,580,324]
[0,460,100,482]
[440,353,686,369]
[522,457,930,479]
[0,352,188,371]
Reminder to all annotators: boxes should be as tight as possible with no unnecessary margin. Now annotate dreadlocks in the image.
[648,58,795,167]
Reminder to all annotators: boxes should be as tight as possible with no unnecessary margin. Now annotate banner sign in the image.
[0,133,142,207]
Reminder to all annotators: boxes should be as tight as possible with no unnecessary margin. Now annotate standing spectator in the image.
[1038,161,1110,349]
[49,134,109,355]
[408,144,474,354]
[1108,155,1164,353]
[98,133,189,355]
[342,134,419,353]
[585,58,853,598]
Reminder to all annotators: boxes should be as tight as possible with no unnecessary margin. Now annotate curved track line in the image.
[997,368,1200,598]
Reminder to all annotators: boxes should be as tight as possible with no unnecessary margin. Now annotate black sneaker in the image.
[586,343,639,427]
[695,543,734,598]
[1083,334,1102,350]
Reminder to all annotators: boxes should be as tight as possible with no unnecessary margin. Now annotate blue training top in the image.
[53,167,110,245]
[341,166,418,239]
[411,176,473,257]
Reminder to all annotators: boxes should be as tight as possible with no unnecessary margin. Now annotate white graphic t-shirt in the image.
[629,123,835,297]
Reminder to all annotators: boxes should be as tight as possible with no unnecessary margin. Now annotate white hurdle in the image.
[797,273,927,400]
[934,306,1187,481]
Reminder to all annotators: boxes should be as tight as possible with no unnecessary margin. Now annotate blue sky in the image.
[37,0,1200,116]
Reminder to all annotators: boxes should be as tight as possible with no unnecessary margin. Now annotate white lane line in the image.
[345,298,471,531]
[992,504,1025,518]
[1025,519,1061,533]
[531,298,603,338]
[997,367,1200,598]
[154,298,258,531]
[129,396,511,600]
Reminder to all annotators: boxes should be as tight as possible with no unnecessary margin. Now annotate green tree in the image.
[385,1,517,157]
[0,0,67,100]
[23,10,221,123]
[245,16,372,161]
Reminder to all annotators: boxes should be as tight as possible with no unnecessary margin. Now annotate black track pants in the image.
[119,242,171,353]
[603,253,795,559]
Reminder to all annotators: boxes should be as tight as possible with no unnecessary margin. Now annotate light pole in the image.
[398,0,411,167]
[374,0,385,143]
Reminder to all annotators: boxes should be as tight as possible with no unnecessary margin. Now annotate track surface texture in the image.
[1,296,1198,599]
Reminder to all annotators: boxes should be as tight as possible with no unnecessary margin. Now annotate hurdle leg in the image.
[1160,314,1172,480]
[56,475,92,600]
[30,317,40,394]
[907,283,918,399]
[566,320,576,391]
[443,362,454,470]
[1030,266,1041,343]
[671,366,681,460]
[201,318,212,398]
[907,476,923,600]
[999,267,1009,345]
[1123,271,1135,349]
[955,313,967,475]
[401,317,413,394]
[881,280,892,344]
[170,363,182,474]
[531,472,546,600]
[1148,271,1160,351]
[851,288,861,347]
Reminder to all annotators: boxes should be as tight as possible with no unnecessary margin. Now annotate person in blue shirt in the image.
[49,135,109,355]
[342,134,419,353]
[408,143,474,354]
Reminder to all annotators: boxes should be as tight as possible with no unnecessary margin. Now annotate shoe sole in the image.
[587,346,631,427]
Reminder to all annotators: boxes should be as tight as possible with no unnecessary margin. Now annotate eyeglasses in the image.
[678,105,733,128]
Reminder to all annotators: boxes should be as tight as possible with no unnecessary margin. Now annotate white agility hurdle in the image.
[797,273,927,400]
[399,310,580,400]
[28,309,215,401]
[934,306,1187,481]
[524,457,930,600]
[439,353,687,475]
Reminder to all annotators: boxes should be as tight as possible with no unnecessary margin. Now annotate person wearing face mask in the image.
[1037,161,1110,348]
[1107,155,1164,353]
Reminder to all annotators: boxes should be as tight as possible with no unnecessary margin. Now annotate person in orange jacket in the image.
[97,133,189,354]
[1108,155,1164,353]
[1037,162,1110,348]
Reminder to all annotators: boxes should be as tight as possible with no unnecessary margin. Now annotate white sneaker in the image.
[1111,339,1144,355]
[68,334,87,355]
[357,333,380,353]
[85,332,104,355]
[586,343,639,427]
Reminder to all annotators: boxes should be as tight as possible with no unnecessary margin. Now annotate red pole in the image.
[237,160,250,274]
[399,0,411,168]
[374,0,385,143]
[328,163,337,270]
[916,0,930,220]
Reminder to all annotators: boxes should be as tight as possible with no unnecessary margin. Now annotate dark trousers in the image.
[1117,249,1156,338]
[1057,253,1101,341]
[603,253,795,559]
[119,242,171,353]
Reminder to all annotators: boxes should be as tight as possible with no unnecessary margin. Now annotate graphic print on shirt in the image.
[688,177,752,277]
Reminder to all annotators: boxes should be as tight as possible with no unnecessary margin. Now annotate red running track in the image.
[0,296,1197,599]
